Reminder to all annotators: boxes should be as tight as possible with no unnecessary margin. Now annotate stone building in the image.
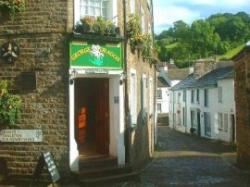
[0,0,156,183]
[233,42,250,169]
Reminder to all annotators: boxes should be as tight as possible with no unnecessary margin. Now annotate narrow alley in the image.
[139,126,250,187]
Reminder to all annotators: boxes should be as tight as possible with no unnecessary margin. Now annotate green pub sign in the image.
[70,41,123,69]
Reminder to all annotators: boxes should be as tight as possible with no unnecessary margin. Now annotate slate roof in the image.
[172,66,234,91]
[167,68,190,80]
[171,74,196,90]
[157,69,171,87]
[195,66,234,87]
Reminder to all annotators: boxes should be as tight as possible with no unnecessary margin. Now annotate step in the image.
[79,165,132,178]
[79,156,117,170]
[79,172,140,187]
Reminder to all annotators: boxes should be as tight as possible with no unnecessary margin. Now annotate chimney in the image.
[189,66,194,74]
[193,59,215,78]
[164,63,168,72]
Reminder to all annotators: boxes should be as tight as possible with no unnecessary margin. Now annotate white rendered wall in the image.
[169,78,235,142]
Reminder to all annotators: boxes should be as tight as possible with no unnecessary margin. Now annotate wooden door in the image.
[95,79,109,154]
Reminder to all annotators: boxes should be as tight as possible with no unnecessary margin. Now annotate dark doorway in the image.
[75,78,110,156]
[231,114,235,142]
[197,111,201,136]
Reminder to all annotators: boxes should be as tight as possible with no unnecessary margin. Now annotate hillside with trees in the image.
[156,12,250,67]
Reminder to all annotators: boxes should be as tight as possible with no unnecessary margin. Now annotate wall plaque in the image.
[0,129,43,142]
[21,72,37,90]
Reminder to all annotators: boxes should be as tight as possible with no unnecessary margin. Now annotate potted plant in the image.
[0,0,25,20]
[0,80,22,129]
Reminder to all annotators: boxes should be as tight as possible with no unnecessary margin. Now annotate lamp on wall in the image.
[0,40,20,63]
[69,69,77,85]
[120,72,127,85]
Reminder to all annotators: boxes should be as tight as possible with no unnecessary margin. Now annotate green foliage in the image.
[127,14,153,62]
[156,12,250,67]
[0,0,25,20]
[74,16,118,36]
[0,80,22,127]
[218,44,245,60]
[126,14,142,37]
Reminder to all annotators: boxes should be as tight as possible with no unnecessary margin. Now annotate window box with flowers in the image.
[0,81,22,129]
[0,0,25,20]
[74,16,120,37]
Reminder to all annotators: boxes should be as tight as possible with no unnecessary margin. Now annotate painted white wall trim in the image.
[69,77,79,172]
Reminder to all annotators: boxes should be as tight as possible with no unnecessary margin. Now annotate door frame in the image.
[69,69,125,172]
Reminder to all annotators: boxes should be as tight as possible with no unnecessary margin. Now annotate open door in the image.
[95,79,109,154]
[75,78,110,155]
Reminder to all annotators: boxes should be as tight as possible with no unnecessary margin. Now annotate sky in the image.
[154,0,250,34]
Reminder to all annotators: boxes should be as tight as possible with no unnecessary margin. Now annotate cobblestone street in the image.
[2,126,250,187]
[139,126,250,187]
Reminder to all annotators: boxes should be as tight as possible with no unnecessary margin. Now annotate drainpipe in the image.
[150,0,157,146]
[173,90,175,129]
[122,0,129,164]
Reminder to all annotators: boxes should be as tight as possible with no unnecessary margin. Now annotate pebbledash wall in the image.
[234,43,250,169]
[0,0,155,178]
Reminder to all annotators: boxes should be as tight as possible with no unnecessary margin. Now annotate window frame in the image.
[157,89,162,99]
[204,89,209,107]
[74,0,117,25]
[191,90,195,104]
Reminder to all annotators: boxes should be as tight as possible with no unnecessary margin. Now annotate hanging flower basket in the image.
[126,14,153,61]
[0,0,25,20]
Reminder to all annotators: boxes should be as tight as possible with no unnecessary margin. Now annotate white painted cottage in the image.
[169,61,236,143]
[157,64,189,114]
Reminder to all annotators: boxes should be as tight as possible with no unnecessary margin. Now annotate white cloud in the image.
[154,5,200,33]
[156,0,248,7]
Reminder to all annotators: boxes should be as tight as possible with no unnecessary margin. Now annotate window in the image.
[218,87,222,103]
[183,90,186,102]
[142,74,148,110]
[130,0,135,13]
[157,104,162,113]
[191,90,195,103]
[130,69,137,125]
[157,90,162,99]
[75,0,116,24]
[149,77,153,115]
[224,113,228,132]
[182,108,186,126]
[204,89,209,107]
[204,112,211,136]
[218,113,223,131]
[196,89,200,104]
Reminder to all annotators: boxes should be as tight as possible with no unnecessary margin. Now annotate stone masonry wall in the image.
[126,0,155,169]
[0,0,155,177]
[234,48,250,169]
[0,0,72,178]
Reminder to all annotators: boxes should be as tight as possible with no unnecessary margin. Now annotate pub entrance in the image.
[74,78,110,156]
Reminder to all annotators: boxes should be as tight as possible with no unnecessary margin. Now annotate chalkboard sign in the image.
[32,152,60,184]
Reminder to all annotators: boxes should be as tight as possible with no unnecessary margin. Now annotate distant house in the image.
[157,63,190,114]
[233,42,250,169]
[169,60,236,143]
